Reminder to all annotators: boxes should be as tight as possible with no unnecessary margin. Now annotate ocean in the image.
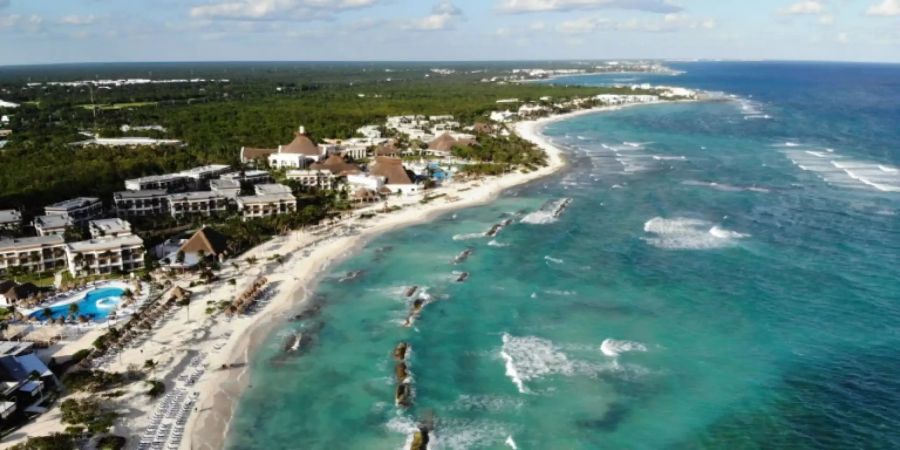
[226,62,900,449]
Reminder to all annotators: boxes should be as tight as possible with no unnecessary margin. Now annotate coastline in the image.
[183,104,650,450]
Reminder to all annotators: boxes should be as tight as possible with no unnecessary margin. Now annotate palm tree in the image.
[68,303,79,320]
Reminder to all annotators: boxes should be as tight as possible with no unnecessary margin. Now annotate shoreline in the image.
[184,103,662,450]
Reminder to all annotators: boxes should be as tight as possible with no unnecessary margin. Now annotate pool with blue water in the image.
[32,286,125,321]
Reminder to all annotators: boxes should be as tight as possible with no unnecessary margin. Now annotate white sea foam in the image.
[430,419,510,450]
[506,436,518,449]
[453,232,485,241]
[784,147,900,193]
[600,339,649,358]
[652,155,687,161]
[520,198,572,225]
[643,217,749,250]
[682,180,770,193]
[450,395,523,412]
[544,255,564,264]
[500,333,573,394]
[544,289,576,296]
[488,240,509,248]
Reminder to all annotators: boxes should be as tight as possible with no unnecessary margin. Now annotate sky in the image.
[0,0,898,65]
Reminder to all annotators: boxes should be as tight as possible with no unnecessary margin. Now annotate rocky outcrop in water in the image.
[453,248,474,264]
[409,426,430,450]
[403,298,427,328]
[394,342,413,408]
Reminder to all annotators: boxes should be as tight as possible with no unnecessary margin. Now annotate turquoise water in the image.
[229,63,900,449]
[32,286,124,321]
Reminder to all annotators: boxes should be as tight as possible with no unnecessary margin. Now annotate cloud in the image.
[403,1,462,31]
[836,32,848,43]
[867,0,900,16]
[189,0,379,21]
[778,1,825,15]
[818,14,834,25]
[0,14,43,32]
[497,0,681,14]
[60,15,98,26]
[556,13,714,34]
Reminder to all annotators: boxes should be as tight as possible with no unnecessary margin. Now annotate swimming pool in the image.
[31,286,125,321]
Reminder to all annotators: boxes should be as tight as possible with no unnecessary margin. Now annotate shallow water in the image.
[228,62,900,449]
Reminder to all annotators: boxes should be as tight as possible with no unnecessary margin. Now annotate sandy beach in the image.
[1,106,631,450]
[181,113,582,450]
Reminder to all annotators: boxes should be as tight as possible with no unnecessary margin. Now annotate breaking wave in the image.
[600,339,648,358]
[520,198,572,225]
[500,333,573,394]
[643,217,749,250]
[784,146,900,193]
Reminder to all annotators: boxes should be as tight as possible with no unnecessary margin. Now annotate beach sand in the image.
[0,106,630,450]
[182,114,579,450]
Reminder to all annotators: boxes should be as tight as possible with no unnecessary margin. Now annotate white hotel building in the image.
[65,235,145,276]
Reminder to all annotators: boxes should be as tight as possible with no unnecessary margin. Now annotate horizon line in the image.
[2,58,900,70]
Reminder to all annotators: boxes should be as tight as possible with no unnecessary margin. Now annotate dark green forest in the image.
[0,62,632,213]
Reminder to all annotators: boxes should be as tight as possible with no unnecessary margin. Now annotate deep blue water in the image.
[228,62,900,449]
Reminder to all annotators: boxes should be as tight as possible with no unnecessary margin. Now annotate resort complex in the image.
[0,76,698,449]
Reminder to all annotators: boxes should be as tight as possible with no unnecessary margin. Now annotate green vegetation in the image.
[61,369,130,392]
[9,433,77,450]
[144,379,165,398]
[59,398,118,434]
[0,62,630,215]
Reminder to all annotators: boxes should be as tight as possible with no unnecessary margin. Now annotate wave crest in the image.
[643,217,748,250]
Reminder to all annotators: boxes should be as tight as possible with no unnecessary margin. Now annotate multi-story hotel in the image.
[236,192,296,219]
[65,235,145,276]
[167,191,230,219]
[113,190,169,218]
[0,236,67,274]
[43,197,103,225]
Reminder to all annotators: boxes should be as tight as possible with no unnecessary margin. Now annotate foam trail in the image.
[506,436,519,449]
[643,217,749,250]
[600,339,648,358]
[544,255,564,264]
[453,232,485,241]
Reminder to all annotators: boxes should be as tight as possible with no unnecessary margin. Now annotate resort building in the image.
[268,128,326,169]
[253,183,293,196]
[167,191,230,219]
[209,179,242,198]
[32,215,72,237]
[65,235,145,276]
[236,192,297,219]
[0,341,57,423]
[113,190,169,218]
[178,164,231,189]
[286,170,335,189]
[89,218,133,240]
[239,147,278,165]
[124,174,187,192]
[0,236,67,274]
[347,173,385,192]
[489,110,517,123]
[310,154,362,178]
[426,133,474,158]
[220,170,272,185]
[173,227,230,267]
[0,210,21,233]
[0,282,39,307]
[356,125,382,139]
[368,157,420,196]
[43,197,103,225]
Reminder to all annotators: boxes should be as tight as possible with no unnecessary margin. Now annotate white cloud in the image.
[0,14,43,32]
[818,14,834,25]
[778,1,825,15]
[497,0,681,14]
[60,15,97,26]
[557,16,611,33]
[404,1,462,31]
[190,0,379,21]
[836,32,848,43]
[556,13,714,34]
[867,0,900,16]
